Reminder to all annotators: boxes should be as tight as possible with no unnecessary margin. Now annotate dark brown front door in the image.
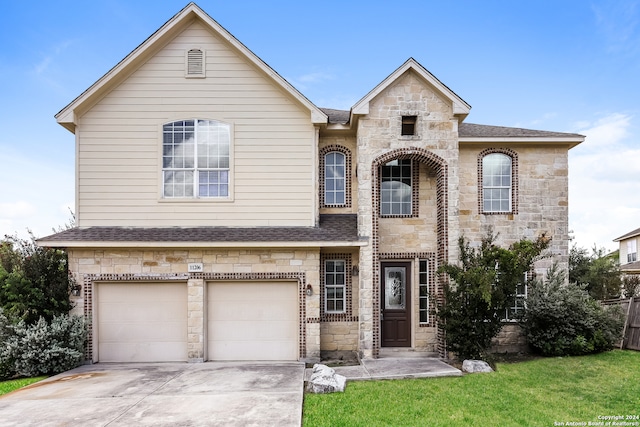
[381,262,411,347]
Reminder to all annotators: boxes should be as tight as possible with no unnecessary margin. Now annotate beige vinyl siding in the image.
[76,21,315,227]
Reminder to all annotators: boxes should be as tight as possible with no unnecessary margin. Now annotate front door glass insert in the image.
[384,267,405,309]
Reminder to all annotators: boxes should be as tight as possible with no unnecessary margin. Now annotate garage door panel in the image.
[209,320,298,341]
[207,282,298,361]
[209,302,297,322]
[99,342,187,363]
[209,341,298,361]
[98,302,184,323]
[99,322,187,342]
[97,282,187,362]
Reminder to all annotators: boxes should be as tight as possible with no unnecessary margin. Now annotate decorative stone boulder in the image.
[462,360,494,373]
[306,364,347,394]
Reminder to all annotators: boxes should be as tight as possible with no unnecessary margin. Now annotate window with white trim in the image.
[628,240,638,263]
[325,259,346,313]
[419,260,429,323]
[381,159,412,216]
[504,273,528,321]
[482,153,512,213]
[162,119,230,198]
[324,151,345,205]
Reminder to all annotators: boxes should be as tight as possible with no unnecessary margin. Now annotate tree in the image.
[569,245,621,300]
[622,275,640,298]
[437,231,550,360]
[0,233,74,324]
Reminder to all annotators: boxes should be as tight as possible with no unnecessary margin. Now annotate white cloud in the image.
[0,201,36,218]
[569,112,640,251]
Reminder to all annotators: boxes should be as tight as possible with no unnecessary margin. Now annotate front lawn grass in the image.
[303,350,640,427]
[0,377,46,396]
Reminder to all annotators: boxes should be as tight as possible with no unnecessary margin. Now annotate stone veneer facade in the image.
[68,248,323,362]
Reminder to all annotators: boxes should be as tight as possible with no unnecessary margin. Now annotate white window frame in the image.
[162,119,230,199]
[503,273,528,322]
[324,151,346,206]
[628,240,638,263]
[482,153,512,213]
[381,159,412,216]
[324,260,346,314]
[419,259,429,324]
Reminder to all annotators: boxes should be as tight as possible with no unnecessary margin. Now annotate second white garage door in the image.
[207,281,298,361]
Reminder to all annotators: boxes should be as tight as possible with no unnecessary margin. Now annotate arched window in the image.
[380,159,413,216]
[162,119,230,198]
[324,151,345,205]
[320,146,351,208]
[481,152,512,213]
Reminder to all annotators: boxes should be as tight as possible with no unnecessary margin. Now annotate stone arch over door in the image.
[371,147,448,357]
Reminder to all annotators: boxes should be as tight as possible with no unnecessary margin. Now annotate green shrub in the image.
[437,232,550,360]
[519,264,625,356]
[0,310,87,379]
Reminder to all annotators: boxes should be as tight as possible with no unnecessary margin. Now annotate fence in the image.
[603,296,640,351]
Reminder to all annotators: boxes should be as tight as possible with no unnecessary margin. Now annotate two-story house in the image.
[40,3,584,363]
[614,227,640,277]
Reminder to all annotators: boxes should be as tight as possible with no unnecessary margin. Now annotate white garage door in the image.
[208,281,298,361]
[97,282,188,362]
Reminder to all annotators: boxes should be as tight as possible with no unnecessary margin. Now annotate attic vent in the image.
[401,115,417,136]
[186,48,205,77]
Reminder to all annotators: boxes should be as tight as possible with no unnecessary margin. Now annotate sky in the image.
[0,0,639,252]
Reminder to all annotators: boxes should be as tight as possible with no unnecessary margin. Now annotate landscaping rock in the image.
[462,360,494,373]
[306,364,347,394]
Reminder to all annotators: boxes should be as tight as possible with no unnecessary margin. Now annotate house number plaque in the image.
[188,263,204,273]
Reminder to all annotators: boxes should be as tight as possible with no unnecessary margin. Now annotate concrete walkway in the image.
[306,357,462,382]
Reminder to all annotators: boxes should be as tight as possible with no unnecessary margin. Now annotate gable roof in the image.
[614,227,640,242]
[351,58,471,121]
[55,2,327,133]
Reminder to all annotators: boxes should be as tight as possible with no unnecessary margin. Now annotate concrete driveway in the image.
[0,362,305,426]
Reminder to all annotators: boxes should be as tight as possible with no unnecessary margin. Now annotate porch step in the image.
[378,348,439,359]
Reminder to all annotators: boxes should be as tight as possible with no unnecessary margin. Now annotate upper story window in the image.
[186,48,205,77]
[319,145,351,208]
[480,151,517,214]
[381,159,413,216]
[325,152,345,205]
[628,240,638,263]
[162,119,230,199]
[401,115,417,136]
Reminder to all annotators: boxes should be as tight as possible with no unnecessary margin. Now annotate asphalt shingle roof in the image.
[319,108,584,139]
[39,214,359,244]
[614,227,640,242]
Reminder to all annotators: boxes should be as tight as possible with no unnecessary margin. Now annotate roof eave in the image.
[37,239,368,248]
[459,136,585,148]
